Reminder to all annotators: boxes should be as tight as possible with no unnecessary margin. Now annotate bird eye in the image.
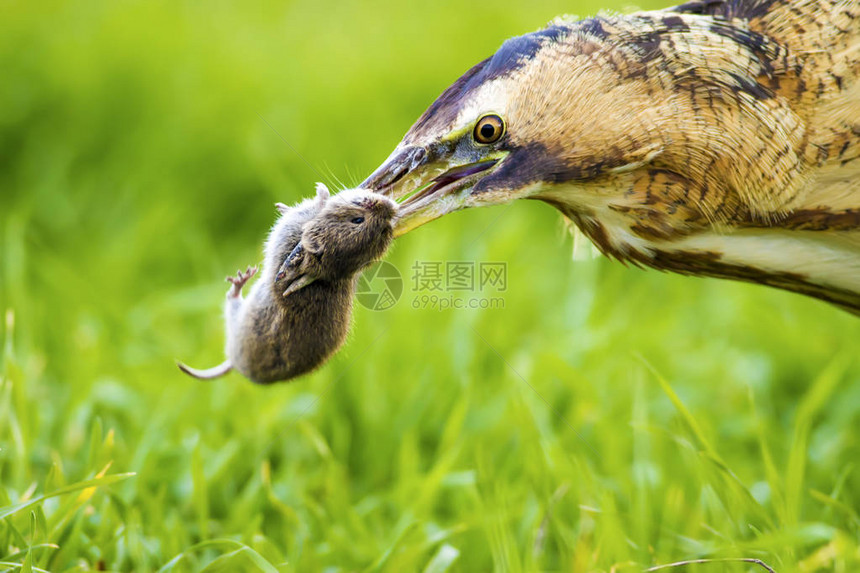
[351,216,365,224]
[473,114,505,144]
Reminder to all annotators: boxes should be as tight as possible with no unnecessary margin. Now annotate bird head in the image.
[361,12,806,237]
[360,18,673,236]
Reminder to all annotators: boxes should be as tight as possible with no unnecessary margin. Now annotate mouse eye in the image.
[351,216,365,224]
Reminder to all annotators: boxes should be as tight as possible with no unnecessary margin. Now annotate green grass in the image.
[2,0,860,571]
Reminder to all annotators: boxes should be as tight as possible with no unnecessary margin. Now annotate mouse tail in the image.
[176,360,233,380]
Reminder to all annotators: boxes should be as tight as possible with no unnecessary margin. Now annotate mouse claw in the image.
[282,274,315,298]
[226,265,258,297]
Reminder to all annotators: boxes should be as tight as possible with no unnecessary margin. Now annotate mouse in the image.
[177,184,397,384]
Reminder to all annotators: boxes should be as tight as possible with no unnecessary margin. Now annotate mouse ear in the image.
[314,182,330,205]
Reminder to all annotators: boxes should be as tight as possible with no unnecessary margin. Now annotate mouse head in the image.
[301,189,398,279]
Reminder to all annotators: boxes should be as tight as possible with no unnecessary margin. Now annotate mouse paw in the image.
[276,243,305,281]
[226,265,258,298]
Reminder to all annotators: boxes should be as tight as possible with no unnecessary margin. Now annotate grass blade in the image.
[0,473,136,520]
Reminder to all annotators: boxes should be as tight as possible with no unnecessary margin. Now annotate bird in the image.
[360,0,860,314]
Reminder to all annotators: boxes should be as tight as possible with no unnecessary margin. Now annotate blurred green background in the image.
[2,0,860,571]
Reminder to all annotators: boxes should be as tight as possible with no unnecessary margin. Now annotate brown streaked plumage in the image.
[361,0,860,313]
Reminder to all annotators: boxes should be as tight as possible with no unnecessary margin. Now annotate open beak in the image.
[361,145,503,236]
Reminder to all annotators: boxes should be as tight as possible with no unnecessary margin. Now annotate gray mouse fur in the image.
[178,183,397,384]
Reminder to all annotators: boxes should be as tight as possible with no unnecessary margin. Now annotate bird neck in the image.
[540,186,860,314]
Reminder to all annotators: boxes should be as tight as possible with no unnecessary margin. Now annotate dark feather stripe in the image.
[406,25,571,140]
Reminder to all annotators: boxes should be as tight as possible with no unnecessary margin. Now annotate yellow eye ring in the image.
[473,114,505,144]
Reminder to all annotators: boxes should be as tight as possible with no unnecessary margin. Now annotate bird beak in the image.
[362,145,506,237]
